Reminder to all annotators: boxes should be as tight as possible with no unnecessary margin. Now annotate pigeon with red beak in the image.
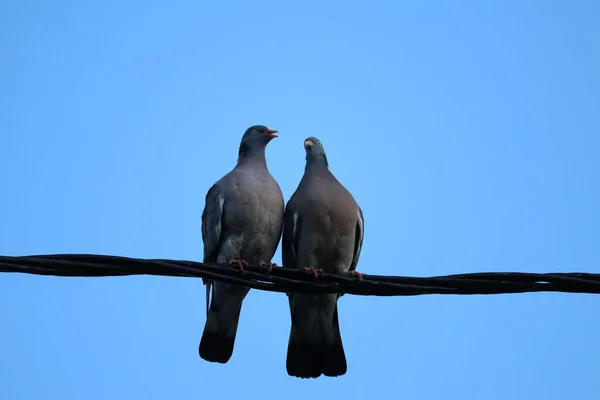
[199,125,284,364]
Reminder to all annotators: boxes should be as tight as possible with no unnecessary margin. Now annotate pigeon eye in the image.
[317,141,321,146]
[252,130,258,134]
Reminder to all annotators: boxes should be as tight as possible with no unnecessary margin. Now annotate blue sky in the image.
[1,0,599,398]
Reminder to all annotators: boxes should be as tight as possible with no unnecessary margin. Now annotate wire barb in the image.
[1,254,599,296]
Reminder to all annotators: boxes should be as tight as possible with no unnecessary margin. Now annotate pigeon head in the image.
[237,125,279,162]
[303,136,329,168]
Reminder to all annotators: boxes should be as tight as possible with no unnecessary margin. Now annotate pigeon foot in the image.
[228,259,250,271]
[304,267,323,280]
[348,270,363,281]
[259,261,278,273]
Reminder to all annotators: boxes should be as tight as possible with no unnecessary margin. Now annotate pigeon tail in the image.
[198,289,244,364]
[286,300,347,379]
[199,328,236,364]
[321,304,347,377]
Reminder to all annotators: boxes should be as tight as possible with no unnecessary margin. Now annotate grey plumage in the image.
[282,137,364,379]
[199,125,284,364]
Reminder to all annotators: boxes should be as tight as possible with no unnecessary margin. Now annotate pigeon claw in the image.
[348,270,363,281]
[304,267,323,281]
[229,259,249,271]
[259,261,278,273]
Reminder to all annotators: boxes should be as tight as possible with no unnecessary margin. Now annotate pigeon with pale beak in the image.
[282,136,365,379]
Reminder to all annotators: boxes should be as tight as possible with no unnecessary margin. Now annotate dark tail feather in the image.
[286,340,322,379]
[286,303,347,379]
[199,329,236,364]
[198,303,242,364]
[321,304,347,377]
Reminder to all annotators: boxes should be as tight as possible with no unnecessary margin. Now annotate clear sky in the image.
[1,0,599,399]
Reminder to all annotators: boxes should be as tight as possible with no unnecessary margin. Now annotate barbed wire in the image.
[1,253,599,296]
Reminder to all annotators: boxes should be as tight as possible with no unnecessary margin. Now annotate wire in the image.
[1,253,599,296]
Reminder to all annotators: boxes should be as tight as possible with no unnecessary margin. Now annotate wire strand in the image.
[1,254,599,296]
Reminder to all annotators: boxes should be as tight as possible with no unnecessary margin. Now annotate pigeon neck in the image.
[305,153,329,171]
[237,143,267,167]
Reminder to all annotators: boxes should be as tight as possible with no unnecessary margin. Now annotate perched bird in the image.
[199,125,285,364]
[282,137,364,379]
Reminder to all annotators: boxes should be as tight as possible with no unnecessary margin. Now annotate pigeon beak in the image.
[265,129,279,138]
[304,140,314,148]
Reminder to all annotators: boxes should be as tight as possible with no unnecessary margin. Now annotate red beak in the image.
[265,129,279,137]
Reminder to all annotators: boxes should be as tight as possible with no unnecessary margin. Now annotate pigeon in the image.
[199,125,285,364]
[282,136,365,379]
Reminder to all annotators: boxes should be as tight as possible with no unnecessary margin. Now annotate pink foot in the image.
[229,259,250,271]
[304,267,323,281]
[259,261,278,273]
[348,270,363,281]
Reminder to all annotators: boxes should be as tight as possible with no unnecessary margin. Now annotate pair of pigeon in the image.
[198,125,364,379]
